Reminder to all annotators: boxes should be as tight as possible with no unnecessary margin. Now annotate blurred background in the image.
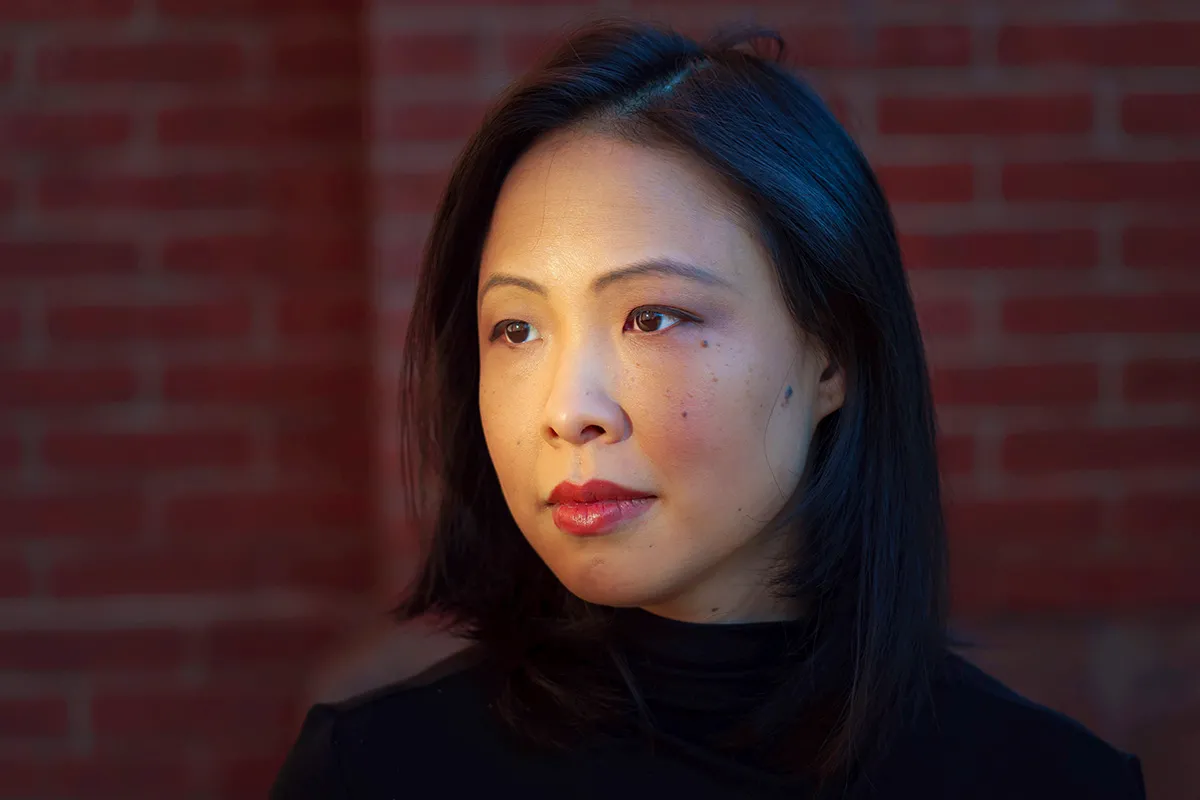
[0,0,1197,797]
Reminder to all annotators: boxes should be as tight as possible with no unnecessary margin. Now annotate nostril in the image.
[579,424,605,442]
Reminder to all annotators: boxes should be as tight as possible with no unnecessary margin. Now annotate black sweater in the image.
[271,609,1145,799]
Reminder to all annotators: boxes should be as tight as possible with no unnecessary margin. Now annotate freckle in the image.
[711,376,718,383]
[710,607,719,613]
[701,340,708,348]
[681,411,688,418]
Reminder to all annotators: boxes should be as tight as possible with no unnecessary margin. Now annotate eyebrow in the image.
[478,257,734,303]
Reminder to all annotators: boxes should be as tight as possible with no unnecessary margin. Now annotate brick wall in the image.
[0,0,373,796]
[2,0,1197,797]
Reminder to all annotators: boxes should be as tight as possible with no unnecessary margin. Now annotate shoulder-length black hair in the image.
[396,17,949,791]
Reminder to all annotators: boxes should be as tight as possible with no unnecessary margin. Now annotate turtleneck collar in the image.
[611,606,813,671]
[607,607,816,743]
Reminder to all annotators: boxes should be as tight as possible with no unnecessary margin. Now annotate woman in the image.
[272,20,1145,799]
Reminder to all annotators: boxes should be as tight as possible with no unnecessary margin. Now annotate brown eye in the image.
[495,320,540,345]
[626,307,686,334]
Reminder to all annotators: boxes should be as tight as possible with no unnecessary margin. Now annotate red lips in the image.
[548,480,654,505]
[547,480,656,536]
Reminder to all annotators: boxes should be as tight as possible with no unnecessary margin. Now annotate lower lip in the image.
[551,498,655,536]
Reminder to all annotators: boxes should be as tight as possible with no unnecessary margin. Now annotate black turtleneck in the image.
[611,607,812,741]
[270,612,1145,799]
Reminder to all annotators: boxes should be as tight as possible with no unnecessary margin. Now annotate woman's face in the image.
[477,131,844,623]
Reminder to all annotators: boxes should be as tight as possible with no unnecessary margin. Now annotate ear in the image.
[815,356,845,422]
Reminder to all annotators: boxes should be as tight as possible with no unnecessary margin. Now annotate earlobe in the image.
[816,360,845,420]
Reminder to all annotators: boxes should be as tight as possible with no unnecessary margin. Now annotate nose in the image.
[542,339,630,446]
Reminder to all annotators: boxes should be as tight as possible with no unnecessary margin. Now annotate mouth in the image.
[547,480,656,536]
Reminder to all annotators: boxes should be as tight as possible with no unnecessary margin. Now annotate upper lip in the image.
[547,480,655,505]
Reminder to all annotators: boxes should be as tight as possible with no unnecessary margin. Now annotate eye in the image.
[490,319,541,345]
[625,306,691,334]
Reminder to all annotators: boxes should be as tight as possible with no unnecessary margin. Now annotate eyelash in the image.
[488,305,700,345]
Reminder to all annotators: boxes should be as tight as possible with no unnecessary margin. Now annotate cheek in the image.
[626,340,775,473]
[479,364,538,484]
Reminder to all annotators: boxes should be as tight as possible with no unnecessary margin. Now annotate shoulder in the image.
[885,651,1145,799]
[270,644,500,799]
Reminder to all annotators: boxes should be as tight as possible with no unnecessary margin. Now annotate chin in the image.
[553,556,679,609]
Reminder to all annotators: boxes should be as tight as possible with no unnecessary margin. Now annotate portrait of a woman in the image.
[271,19,1146,799]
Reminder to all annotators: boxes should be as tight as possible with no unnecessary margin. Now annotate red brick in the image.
[998,23,1200,68]
[947,497,1103,544]
[879,95,1092,136]
[0,305,19,345]
[264,166,362,215]
[0,556,31,597]
[0,0,136,20]
[0,111,133,151]
[217,754,288,798]
[375,33,478,77]
[1002,426,1200,473]
[0,755,191,798]
[386,0,582,5]
[91,684,296,742]
[915,297,974,336]
[903,230,1097,271]
[205,619,344,672]
[1123,93,1200,136]
[156,100,360,148]
[376,169,450,213]
[42,428,254,472]
[0,696,69,740]
[1123,226,1200,271]
[158,0,348,14]
[36,40,246,85]
[50,549,258,596]
[503,31,567,72]
[275,549,371,594]
[376,102,489,142]
[1123,359,1200,405]
[377,239,423,281]
[0,239,139,278]
[1119,493,1200,539]
[163,489,368,537]
[274,424,370,480]
[0,174,14,215]
[1002,293,1200,334]
[0,433,20,472]
[876,164,973,204]
[0,629,186,672]
[933,364,1099,407]
[161,229,361,278]
[0,490,143,538]
[269,28,360,84]
[0,366,138,408]
[50,545,370,596]
[46,300,254,342]
[779,24,971,68]
[874,25,972,68]
[954,558,1200,614]
[277,290,368,338]
[1002,161,1200,204]
[938,434,974,476]
[163,361,366,409]
[39,171,259,212]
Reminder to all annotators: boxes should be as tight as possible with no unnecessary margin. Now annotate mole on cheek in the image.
[681,411,688,418]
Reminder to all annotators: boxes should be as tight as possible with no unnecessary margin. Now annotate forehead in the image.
[479,131,764,286]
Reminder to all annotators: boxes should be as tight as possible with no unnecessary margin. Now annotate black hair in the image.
[395,17,950,793]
